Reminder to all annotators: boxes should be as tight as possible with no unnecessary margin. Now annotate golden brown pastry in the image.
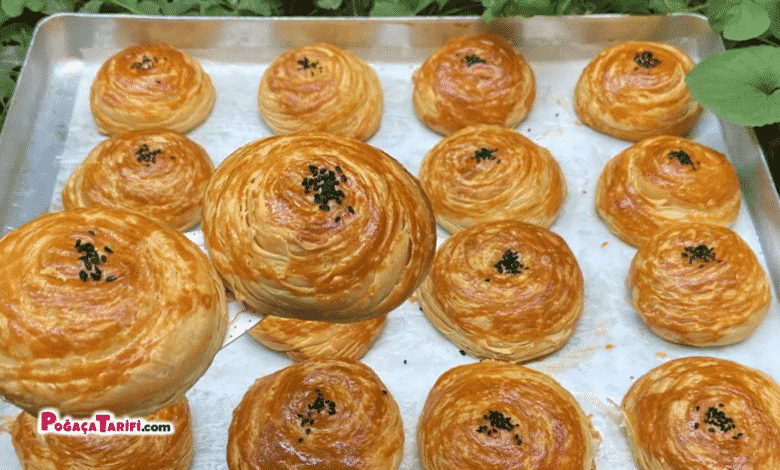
[0,207,228,418]
[418,360,598,470]
[90,42,216,135]
[247,309,387,361]
[258,43,383,141]
[10,399,193,470]
[418,124,566,233]
[202,132,436,323]
[595,135,741,248]
[61,128,214,232]
[574,40,702,141]
[629,222,770,346]
[227,357,404,469]
[622,356,780,469]
[417,220,584,363]
[412,34,536,135]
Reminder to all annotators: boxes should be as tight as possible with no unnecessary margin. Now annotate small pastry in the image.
[202,132,436,323]
[0,207,228,417]
[258,43,383,141]
[622,356,780,469]
[227,357,404,469]
[10,399,193,470]
[595,135,741,248]
[61,128,214,232]
[574,40,702,141]
[417,220,584,363]
[247,310,387,361]
[629,222,771,346]
[418,360,598,470]
[418,124,566,233]
[412,34,536,135]
[90,42,216,135]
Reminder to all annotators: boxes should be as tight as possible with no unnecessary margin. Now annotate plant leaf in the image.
[480,0,509,22]
[1,0,23,17]
[316,0,343,10]
[503,0,554,17]
[370,0,415,16]
[707,0,771,41]
[685,45,780,127]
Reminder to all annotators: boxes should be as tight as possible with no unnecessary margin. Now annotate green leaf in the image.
[752,0,780,38]
[136,0,161,14]
[708,0,771,41]
[685,45,780,126]
[370,0,415,15]
[503,0,554,17]
[1,0,23,17]
[79,0,105,13]
[234,0,274,15]
[315,0,343,9]
[480,0,509,21]
[161,0,200,15]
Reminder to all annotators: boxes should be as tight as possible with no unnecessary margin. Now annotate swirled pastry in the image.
[418,360,598,470]
[258,43,383,141]
[574,41,702,141]
[202,132,436,323]
[247,310,386,361]
[227,357,403,469]
[10,399,193,470]
[412,34,536,135]
[417,220,584,363]
[0,207,228,417]
[418,124,566,233]
[622,356,780,469]
[61,128,214,232]
[595,135,741,248]
[90,42,216,135]
[629,223,770,346]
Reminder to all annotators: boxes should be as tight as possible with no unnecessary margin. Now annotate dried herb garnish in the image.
[75,238,115,282]
[130,55,158,70]
[682,245,722,268]
[136,143,162,165]
[472,147,498,163]
[693,403,741,439]
[668,150,699,170]
[476,410,522,445]
[464,54,487,66]
[302,165,353,223]
[295,388,337,439]
[634,51,660,68]
[297,56,318,70]
[494,249,528,274]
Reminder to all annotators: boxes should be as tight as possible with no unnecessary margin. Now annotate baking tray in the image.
[1,13,779,469]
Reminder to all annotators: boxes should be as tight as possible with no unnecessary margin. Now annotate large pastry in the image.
[0,207,228,417]
[418,360,598,469]
[629,222,771,346]
[10,399,193,470]
[202,132,436,323]
[418,124,566,233]
[574,40,702,141]
[595,135,741,247]
[417,220,584,362]
[622,356,780,469]
[412,34,536,135]
[90,42,216,135]
[61,128,214,232]
[258,43,383,141]
[227,357,404,469]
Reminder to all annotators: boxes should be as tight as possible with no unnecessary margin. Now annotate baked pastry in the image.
[61,128,214,232]
[258,43,383,141]
[10,399,193,469]
[629,222,770,346]
[227,357,404,469]
[412,34,536,135]
[418,360,598,469]
[574,40,702,141]
[418,124,566,233]
[90,42,216,135]
[417,219,584,363]
[622,356,780,469]
[595,135,741,248]
[202,132,436,323]
[0,207,228,417]
[247,309,387,361]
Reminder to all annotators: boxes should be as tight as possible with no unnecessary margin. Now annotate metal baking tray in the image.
[1,13,779,469]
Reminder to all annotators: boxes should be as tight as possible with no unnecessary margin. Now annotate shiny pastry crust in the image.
[595,135,741,248]
[412,34,536,135]
[0,207,228,418]
[10,399,193,470]
[61,128,214,232]
[417,220,584,362]
[227,357,404,469]
[418,124,566,233]
[202,132,436,323]
[247,310,387,361]
[574,41,702,141]
[418,360,598,470]
[90,42,216,135]
[258,43,383,141]
[622,356,780,470]
[629,223,771,346]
